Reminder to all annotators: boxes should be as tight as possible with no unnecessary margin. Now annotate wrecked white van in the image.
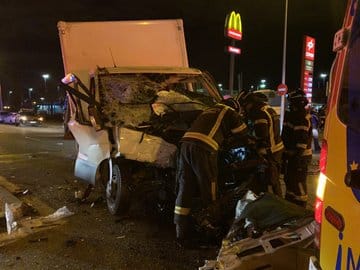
[58,20,223,215]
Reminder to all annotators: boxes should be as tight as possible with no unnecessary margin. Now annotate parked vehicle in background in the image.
[253,89,286,115]
[317,104,327,130]
[3,112,19,125]
[309,0,360,269]
[17,109,44,126]
[0,111,10,123]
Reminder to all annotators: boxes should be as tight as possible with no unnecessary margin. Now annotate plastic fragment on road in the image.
[74,190,84,199]
[5,205,73,235]
[0,205,74,246]
[42,206,74,222]
[5,203,18,235]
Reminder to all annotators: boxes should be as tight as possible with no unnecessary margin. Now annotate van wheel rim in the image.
[106,164,121,204]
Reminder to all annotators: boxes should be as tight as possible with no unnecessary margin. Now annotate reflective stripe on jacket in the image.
[248,104,284,154]
[182,104,248,151]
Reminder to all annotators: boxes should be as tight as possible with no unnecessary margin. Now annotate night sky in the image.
[0,0,346,103]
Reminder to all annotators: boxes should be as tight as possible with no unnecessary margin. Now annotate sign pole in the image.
[225,11,242,97]
[229,40,235,96]
[0,83,3,111]
[280,0,288,130]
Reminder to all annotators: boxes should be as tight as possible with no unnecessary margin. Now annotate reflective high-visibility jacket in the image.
[282,109,313,157]
[247,103,284,155]
[181,104,248,151]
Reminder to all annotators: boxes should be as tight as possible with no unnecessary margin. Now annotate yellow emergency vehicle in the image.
[309,0,360,269]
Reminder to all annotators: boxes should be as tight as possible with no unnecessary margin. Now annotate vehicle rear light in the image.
[319,139,328,174]
[314,197,323,249]
[315,197,324,224]
[314,140,328,249]
[325,206,345,232]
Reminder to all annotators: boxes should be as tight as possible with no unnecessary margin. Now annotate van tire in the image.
[106,159,131,215]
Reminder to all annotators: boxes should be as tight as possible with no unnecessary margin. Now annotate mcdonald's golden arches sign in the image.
[225,11,242,40]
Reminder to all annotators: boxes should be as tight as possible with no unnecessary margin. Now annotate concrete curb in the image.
[0,186,23,219]
[0,176,24,219]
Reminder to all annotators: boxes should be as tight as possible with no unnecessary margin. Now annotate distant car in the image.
[17,111,44,126]
[253,89,287,115]
[0,111,10,123]
[3,112,20,125]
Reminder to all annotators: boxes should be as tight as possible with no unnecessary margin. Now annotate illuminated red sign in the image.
[276,83,288,96]
[225,11,242,40]
[227,46,241,54]
[227,29,242,40]
[305,36,316,61]
[300,35,316,103]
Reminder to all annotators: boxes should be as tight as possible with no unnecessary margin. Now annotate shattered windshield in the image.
[98,73,217,128]
[98,73,215,103]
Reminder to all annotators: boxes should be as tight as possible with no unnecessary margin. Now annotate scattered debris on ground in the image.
[0,205,74,247]
[200,191,315,270]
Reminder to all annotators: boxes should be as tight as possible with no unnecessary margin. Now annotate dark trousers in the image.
[266,150,283,197]
[174,142,218,227]
[257,151,283,197]
[284,155,311,207]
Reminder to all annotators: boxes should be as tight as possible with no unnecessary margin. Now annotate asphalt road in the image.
[0,121,319,269]
[0,122,219,270]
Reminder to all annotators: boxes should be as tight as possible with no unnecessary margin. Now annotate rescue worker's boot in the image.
[175,220,198,248]
[176,223,188,240]
[175,218,190,241]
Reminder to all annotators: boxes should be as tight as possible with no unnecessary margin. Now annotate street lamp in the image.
[320,73,328,96]
[320,73,327,86]
[7,91,13,108]
[42,74,50,93]
[28,88,33,100]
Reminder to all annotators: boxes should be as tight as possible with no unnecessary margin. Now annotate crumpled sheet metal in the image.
[200,191,315,270]
[118,127,177,168]
[200,220,315,270]
[0,206,74,247]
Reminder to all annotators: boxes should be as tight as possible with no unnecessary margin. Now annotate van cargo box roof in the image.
[57,19,189,75]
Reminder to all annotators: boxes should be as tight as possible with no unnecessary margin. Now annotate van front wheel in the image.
[106,160,131,215]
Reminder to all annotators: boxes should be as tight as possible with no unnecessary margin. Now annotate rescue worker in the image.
[281,90,313,207]
[174,98,250,244]
[236,91,284,197]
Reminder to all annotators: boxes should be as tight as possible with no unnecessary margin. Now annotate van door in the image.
[62,77,111,185]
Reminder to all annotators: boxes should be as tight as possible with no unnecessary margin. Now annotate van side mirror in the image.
[62,73,77,84]
[345,169,360,189]
[88,106,102,131]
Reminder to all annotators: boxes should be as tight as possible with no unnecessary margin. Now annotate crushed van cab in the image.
[58,19,226,215]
